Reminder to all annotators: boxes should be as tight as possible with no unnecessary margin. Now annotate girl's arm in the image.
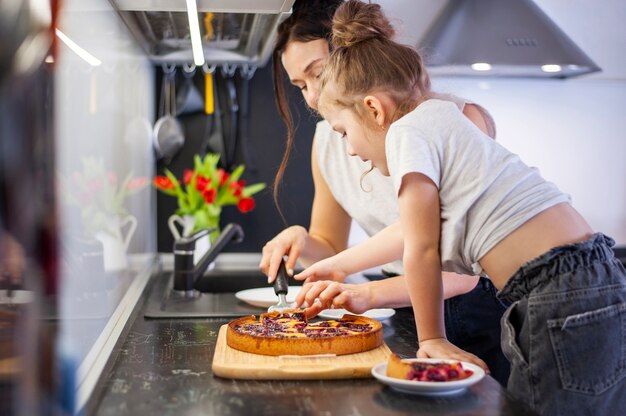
[295,273,480,316]
[295,275,410,316]
[398,173,444,342]
[293,221,404,282]
[400,172,488,371]
[261,143,352,282]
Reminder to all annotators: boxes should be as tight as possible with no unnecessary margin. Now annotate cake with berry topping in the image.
[386,353,474,381]
[226,309,383,356]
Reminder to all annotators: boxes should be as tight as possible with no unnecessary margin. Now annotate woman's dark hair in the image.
[271,0,344,221]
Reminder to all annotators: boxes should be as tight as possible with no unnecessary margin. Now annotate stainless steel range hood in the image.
[419,0,601,78]
[110,0,294,66]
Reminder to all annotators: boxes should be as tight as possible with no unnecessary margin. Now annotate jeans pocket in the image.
[501,301,529,368]
[548,302,626,395]
[501,300,534,402]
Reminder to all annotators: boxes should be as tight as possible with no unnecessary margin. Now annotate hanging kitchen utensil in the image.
[176,64,204,116]
[224,73,239,170]
[203,70,226,164]
[199,64,215,158]
[268,259,297,313]
[153,66,185,164]
[204,65,215,115]
[238,65,258,173]
[124,64,153,151]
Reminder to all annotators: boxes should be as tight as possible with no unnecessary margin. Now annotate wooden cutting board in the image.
[212,324,391,380]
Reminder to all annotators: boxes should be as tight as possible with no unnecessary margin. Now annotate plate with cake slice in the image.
[372,354,485,396]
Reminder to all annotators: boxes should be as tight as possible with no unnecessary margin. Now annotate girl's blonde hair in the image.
[319,0,431,123]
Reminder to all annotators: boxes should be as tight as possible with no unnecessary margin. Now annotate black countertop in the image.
[91,272,537,416]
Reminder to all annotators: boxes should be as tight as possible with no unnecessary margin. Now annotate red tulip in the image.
[183,169,194,185]
[195,175,211,191]
[229,181,242,196]
[154,176,174,190]
[127,176,148,190]
[237,197,255,213]
[203,188,217,204]
[218,169,229,186]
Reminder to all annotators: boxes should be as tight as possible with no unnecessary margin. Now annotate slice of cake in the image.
[386,353,473,382]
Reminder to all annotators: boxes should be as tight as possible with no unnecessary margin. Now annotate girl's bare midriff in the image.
[479,203,594,290]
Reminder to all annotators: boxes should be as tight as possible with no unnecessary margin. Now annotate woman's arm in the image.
[261,142,352,282]
[463,103,496,139]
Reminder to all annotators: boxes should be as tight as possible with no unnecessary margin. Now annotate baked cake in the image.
[226,309,383,356]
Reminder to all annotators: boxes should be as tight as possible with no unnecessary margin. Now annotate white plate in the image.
[235,286,302,309]
[317,308,396,321]
[371,358,485,396]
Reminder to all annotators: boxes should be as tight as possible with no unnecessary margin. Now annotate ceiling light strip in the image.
[186,0,205,66]
[55,29,101,67]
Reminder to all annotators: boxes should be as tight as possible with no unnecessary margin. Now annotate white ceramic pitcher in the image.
[95,215,137,272]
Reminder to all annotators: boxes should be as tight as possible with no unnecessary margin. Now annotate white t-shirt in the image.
[386,99,570,275]
[315,95,468,275]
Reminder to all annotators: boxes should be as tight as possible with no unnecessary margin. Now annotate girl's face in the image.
[321,102,389,176]
[281,39,330,111]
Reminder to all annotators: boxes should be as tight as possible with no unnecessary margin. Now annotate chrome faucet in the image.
[173,223,244,294]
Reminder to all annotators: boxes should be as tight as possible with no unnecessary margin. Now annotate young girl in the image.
[294,1,626,414]
[260,0,511,384]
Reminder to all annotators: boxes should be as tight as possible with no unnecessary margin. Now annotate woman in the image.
[260,0,508,383]
[295,1,626,414]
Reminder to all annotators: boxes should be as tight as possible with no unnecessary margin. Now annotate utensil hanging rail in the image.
[160,63,257,79]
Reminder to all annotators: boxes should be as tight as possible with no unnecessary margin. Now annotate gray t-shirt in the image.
[386,99,570,275]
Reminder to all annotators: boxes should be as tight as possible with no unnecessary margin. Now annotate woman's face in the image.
[281,38,330,111]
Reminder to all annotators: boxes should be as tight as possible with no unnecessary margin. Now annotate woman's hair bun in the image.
[331,0,395,48]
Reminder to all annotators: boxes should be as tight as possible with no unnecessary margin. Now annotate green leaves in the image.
[242,183,266,197]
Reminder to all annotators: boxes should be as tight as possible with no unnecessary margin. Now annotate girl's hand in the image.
[416,338,490,374]
[260,226,308,283]
[294,280,373,318]
[293,256,347,283]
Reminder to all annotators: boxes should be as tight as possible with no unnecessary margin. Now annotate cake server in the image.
[268,259,296,313]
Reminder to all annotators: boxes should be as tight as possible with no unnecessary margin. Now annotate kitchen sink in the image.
[144,253,300,318]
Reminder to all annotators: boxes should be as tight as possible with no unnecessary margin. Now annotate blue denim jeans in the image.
[444,276,510,386]
[497,233,626,416]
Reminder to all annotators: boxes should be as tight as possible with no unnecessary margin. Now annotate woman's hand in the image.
[417,338,490,374]
[293,256,347,283]
[260,225,308,283]
[294,280,373,318]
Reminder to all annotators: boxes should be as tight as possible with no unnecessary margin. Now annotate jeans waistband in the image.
[496,233,616,304]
